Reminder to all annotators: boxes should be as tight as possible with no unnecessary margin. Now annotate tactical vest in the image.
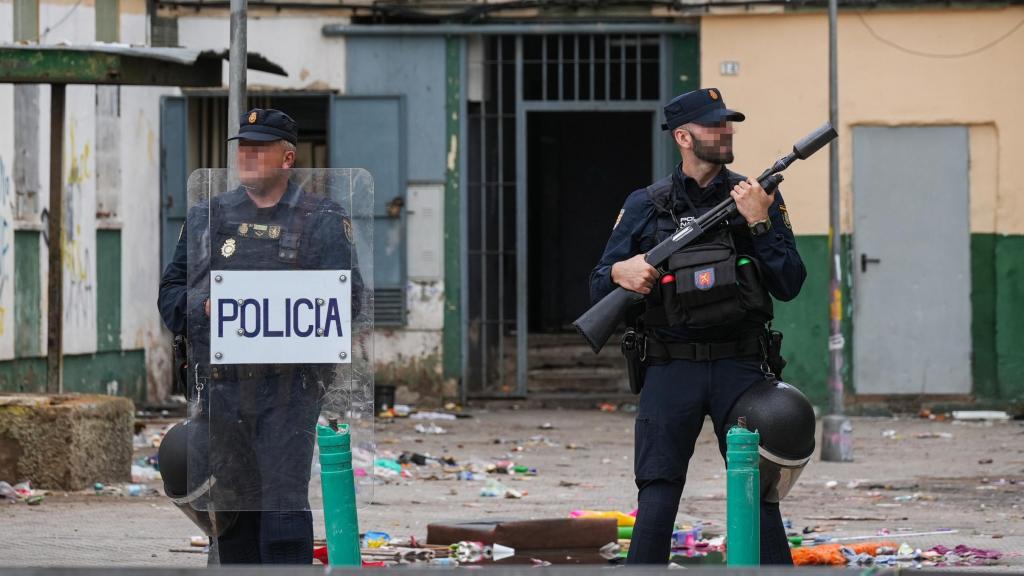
[209,190,321,272]
[640,174,773,330]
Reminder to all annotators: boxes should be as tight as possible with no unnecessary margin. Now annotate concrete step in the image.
[527,367,627,394]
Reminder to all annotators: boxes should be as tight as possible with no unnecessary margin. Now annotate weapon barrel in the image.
[793,122,838,160]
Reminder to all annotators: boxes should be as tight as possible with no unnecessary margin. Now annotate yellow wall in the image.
[700,7,1024,235]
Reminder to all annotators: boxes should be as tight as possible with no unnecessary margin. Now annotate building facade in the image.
[1,0,1021,410]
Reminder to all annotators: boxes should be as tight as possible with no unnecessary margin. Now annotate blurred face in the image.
[677,121,735,165]
[237,140,295,193]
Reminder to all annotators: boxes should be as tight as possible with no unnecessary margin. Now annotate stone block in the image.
[0,394,133,490]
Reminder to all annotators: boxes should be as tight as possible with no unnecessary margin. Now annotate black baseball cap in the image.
[227,108,298,145]
[661,88,745,131]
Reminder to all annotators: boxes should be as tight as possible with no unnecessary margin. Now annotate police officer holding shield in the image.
[158,109,361,564]
[589,89,807,564]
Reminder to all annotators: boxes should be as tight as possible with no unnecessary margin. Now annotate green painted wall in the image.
[772,235,830,407]
[14,231,41,358]
[778,233,1024,408]
[994,235,1024,405]
[0,350,146,402]
[96,230,122,352]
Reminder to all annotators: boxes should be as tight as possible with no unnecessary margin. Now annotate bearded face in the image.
[689,124,734,165]
[237,140,291,195]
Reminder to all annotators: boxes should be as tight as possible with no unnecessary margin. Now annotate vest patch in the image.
[695,267,716,291]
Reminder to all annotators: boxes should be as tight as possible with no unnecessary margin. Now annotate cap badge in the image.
[248,111,258,124]
[708,89,719,101]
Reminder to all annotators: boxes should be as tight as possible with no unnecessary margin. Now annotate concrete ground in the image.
[0,409,1021,570]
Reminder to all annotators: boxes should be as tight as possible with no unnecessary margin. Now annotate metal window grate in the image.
[522,34,660,102]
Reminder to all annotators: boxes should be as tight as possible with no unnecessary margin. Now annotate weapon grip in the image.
[572,287,644,354]
[760,173,784,194]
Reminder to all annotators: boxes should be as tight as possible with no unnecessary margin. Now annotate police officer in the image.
[158,108,361,564]
[589,88,806,565]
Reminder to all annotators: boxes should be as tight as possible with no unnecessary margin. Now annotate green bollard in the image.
[317,421,361,567]
[726,417,760,566]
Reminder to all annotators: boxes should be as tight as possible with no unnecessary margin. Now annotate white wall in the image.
[177,15,346,89]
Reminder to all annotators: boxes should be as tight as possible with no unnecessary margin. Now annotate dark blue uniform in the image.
[590,162,806,564]
[159,180,361,564]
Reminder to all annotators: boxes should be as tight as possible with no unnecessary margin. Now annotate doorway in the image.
[527,111,653,331]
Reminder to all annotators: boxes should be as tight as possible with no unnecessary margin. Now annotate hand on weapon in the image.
[612,254,660,295]
[731,177,775,224]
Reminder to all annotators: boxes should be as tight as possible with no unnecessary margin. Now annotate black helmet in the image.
[158,420,190,498]
[158,420,236,538]
[726,379,816,502]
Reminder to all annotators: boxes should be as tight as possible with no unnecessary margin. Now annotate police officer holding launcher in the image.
[158,109,360,564]
[590,88,807,564]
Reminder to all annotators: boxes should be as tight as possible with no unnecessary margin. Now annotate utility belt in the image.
[209,363,302,382]
[643,335,763,362]
[621,328,786,395]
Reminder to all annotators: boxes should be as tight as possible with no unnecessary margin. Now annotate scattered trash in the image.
[978,458,994,465]
[881,429,898,439]
[131,464,161,483]
[952,410,1010,421]
[0,481,16,502]
[570,509,637,527]
[363,531,392,548]
[539,422,554,430]
[410,411,457,421]
[598,403,618,412]
[825,480,838,489]
[414,423,447,435]
[792,540,899,566]
[26,495,44,505]
[480,478,523,499]
[915,432,953,439]
[190,536,209,547]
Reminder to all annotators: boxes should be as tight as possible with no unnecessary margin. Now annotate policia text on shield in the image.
[573,121,836,355]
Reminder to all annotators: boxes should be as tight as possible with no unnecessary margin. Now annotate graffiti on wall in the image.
[63,124,93,331]
[0,157,10,336]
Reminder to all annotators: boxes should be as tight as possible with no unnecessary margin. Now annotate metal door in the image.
[852,125,971,394]
[330,96,407,326]
[159,96,188,271]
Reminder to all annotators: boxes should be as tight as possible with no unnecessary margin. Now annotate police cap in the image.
[661,88,745,131]
[227,108,298,145]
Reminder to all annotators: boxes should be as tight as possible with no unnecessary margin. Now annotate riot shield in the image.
[185,168,374,513]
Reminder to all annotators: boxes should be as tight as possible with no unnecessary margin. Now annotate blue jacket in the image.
[589,163,806,342]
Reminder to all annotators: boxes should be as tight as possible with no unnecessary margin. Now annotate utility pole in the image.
[820,0,854,462]
[227,0,247,178]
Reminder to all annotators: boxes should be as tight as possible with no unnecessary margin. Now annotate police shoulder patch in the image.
[613,209,625,230]
[779,204,792,229]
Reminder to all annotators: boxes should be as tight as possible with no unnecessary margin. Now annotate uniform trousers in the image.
[625,356,792,565]
[198,375,321,564]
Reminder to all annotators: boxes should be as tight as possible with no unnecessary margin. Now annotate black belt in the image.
[644,335,763,362]
[210,364,300,381]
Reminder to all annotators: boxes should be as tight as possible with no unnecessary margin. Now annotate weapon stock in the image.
[573,122,837,354]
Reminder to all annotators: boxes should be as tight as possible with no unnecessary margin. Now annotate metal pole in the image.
[46,84,66,394]
[821,0,853,462]
[227,0,247,177]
